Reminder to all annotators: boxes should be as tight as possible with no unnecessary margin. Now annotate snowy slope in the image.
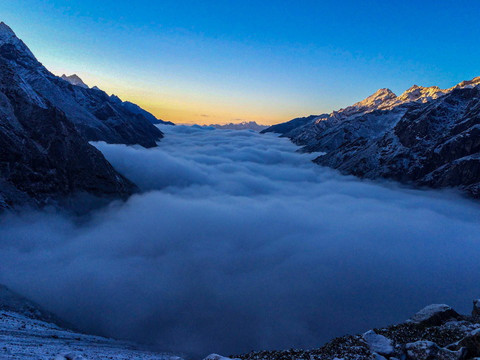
[0,311,183,360]
[0,285,183,360]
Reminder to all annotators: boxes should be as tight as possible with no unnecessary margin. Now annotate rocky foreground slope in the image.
[225,302,480,360]
[263,78,480,198]
[3,283,480,360]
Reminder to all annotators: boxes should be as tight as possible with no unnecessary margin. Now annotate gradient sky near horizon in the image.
[2,0,480,125]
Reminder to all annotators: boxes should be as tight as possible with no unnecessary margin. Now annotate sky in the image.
[2,0,480,124]
[1,125,480,356]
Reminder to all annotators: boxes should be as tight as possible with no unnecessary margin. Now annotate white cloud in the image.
[1,125,480,357]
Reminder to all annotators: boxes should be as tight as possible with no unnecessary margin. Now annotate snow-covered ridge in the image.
[331,76,480,121]
[263,75,480,198]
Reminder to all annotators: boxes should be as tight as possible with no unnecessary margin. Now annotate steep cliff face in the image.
[263,78,480,197]
[0,22,163,148]
[0,28,136,210]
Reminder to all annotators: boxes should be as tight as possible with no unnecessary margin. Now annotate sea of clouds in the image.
[1,125,480,357]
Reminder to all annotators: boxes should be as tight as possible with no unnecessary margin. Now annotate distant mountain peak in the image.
[357,88,397,106]
[61,74,89,88]
[334,88,397,118]
[398,84,444,103]
[454,76,480,89]
[210,121,268,131]
[110,94,122,104]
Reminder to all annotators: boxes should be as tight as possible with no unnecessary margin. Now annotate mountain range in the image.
[61,74,174,126]
[209,121,268,131]
[263,78,480,198]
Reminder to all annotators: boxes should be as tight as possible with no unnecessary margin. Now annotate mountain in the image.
[261,114,325,137]
[0,22,139,209]
[109,94,175,125]
[0,285,184,360]
[61,72,174,126]
[60,73,88,88]
[0,22,162,148]
[210,121,268,131]
[263,77,480,198]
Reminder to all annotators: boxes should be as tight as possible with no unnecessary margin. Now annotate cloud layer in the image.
[1,125,480,357]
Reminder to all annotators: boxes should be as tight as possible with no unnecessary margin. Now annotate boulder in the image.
[362,330,395,356]
[457,328,480,358]
[204,355,237,360]
[405,340,464,360]
[473,299,480,317]
[410,304,461,326]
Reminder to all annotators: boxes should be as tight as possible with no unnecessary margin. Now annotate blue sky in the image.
[2,0,480,124]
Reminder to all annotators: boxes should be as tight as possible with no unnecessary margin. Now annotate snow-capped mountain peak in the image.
[61,74,89,88]
[355,88,397,108]
[397,84,445,104]
[453,75,480,89]
[331,88,397,119]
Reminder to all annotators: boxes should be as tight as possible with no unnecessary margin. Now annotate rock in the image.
[457,328,480,358]
[362,330,395,356]
[410,304,461,326]
[473,299,480,317]
[405,340,464,360]
[204,355,237,360]
[54,354,86,360]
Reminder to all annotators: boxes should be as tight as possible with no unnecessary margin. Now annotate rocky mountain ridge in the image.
[0,22,163,148]
[0,22,169,209]
[60,73,174,126]
[262,77,480,197]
